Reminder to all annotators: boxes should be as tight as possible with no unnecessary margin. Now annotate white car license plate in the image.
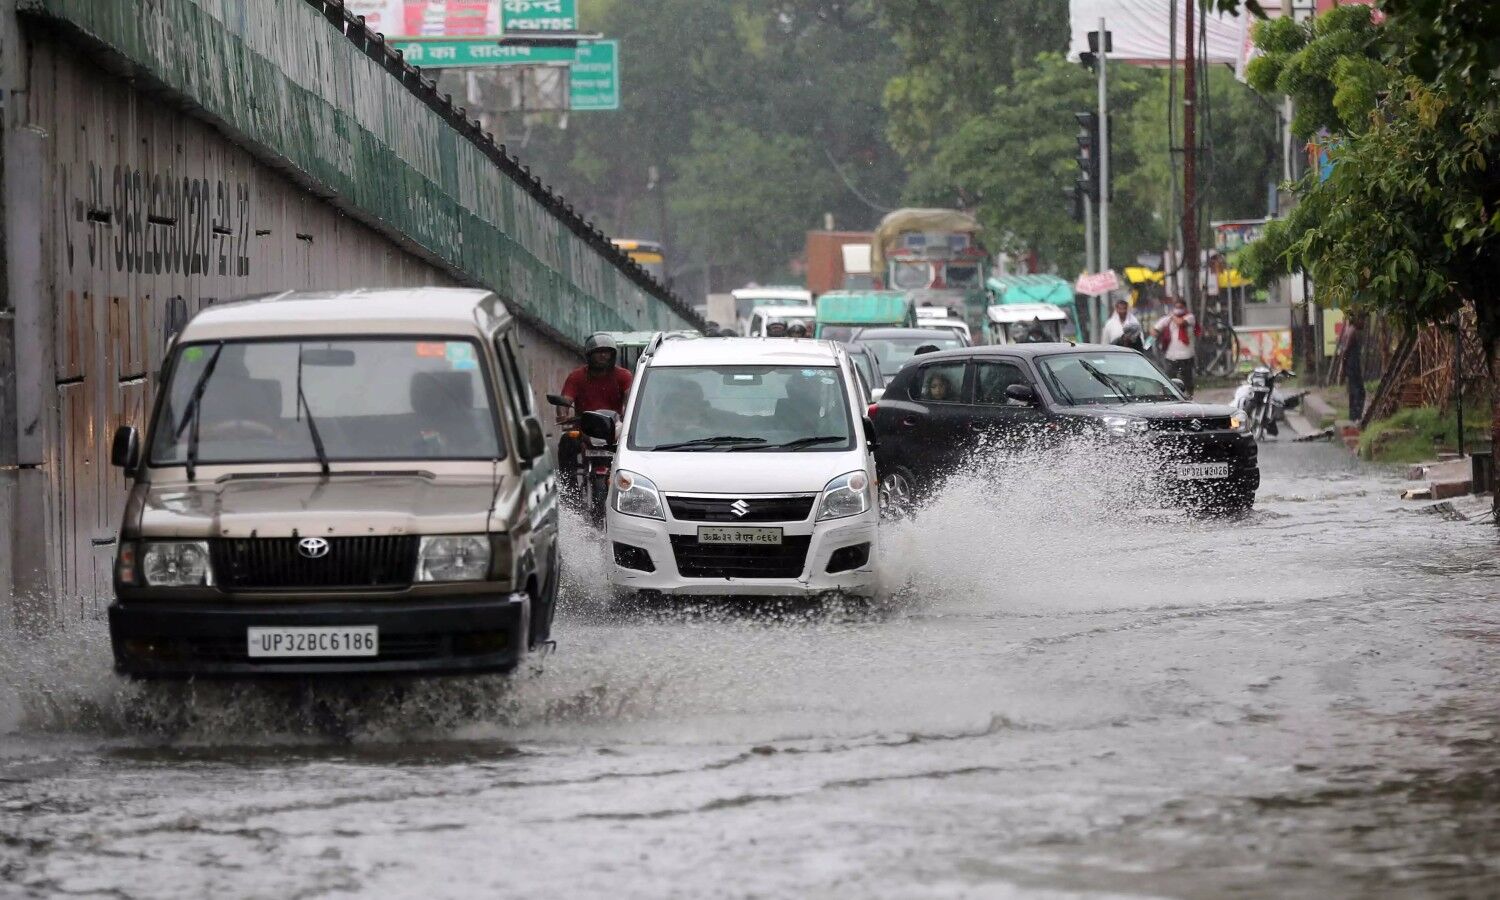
[247,626,379,658]
[1175,462,1230,480]
[697,526,783,546]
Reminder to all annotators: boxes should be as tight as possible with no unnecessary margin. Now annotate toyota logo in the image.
[1189,418,1203,432]
[298,537,330,559]
[730,499,750,518]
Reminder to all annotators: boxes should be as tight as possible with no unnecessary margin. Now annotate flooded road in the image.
[3,441,1498,898]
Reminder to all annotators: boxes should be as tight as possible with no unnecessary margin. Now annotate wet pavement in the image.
[2,440,1498,898]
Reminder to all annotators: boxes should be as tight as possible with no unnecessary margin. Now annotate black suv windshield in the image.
[149,338,504,466]
[1036,352,1183,405]
[628,365,854,452]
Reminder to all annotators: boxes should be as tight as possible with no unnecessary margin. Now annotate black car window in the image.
[912,362,965,404]
[974,361,1031,406]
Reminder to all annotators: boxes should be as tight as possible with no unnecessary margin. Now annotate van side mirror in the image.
[1170,378,1186,391]
[862,417,880,451]
[1005,383,1038,406]
[519,416,546,463]
[580,410,617,443]
[111,425,140,471]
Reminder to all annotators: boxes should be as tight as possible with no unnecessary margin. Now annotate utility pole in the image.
[1097,17,1110,282]
[1183,0,1200,312]
[1084,195,1096,275]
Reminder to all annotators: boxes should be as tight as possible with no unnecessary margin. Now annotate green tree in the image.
[878,0,1070,163]
[669,120,838,279]
[1231,3,1500,502]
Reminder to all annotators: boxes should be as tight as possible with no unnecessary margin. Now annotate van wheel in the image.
[879,467,918,519]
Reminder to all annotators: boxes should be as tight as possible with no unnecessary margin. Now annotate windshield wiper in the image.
[740,435,846,451]
[647,435,766,451]
[295,343,331,476]
[173,343,225,482]
[1077,359,1129,402]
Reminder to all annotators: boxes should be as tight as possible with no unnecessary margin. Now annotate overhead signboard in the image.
[390,38,620,113]
[392,39,573,66]
[347,1,503,39]
[569,40,619,111]
[502,0,579,33]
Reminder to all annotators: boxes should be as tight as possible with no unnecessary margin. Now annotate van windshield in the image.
[628,365,854,452]
[149,338,504,466]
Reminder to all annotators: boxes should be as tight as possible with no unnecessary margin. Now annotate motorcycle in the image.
[546,394,618,527]
[1233,367,1302,441]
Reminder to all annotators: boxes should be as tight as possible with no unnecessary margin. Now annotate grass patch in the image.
[1358,405,1493,464]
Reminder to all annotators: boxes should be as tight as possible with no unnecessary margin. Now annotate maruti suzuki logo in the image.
[1189,418,1203,432]
[730,500,750,518]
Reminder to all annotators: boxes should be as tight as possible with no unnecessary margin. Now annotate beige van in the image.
[107,288,559,677]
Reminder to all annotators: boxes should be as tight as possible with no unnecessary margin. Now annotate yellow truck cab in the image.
[106,288,560,677]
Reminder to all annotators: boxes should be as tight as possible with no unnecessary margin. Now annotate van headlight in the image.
[417,535,491,582]
[816,471,871,521]
[141,541,213,587]
[613,469,665,520]
[1101,415,1150,438]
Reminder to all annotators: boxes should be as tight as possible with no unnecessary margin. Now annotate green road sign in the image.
[570,39,619,111]
[502,0,578,32]
[393,38,620,112]
[393,40,574,67]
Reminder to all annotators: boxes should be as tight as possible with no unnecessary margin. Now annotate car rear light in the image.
[867,403,878,418]
[593,464,610,475]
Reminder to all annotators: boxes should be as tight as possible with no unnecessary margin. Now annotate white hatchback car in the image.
[603,337,880,601]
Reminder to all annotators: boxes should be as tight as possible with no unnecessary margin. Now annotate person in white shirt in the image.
[1099,298,1143,349]
[1154,299,1198,397]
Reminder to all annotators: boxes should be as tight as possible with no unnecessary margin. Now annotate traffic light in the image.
[1074,111,1099,203]
[1073,110,1113,203]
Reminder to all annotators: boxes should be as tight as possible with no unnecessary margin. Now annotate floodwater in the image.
[2,441,1498,898]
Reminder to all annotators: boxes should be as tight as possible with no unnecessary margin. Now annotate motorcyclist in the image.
[557,333,633,477]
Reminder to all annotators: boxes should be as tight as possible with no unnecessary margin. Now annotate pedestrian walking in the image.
[1339,312,1367,421]
[1154,299,1199,397]
[1100,298,1144,350]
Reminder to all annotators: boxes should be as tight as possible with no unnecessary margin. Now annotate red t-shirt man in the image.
[560,361,633,416]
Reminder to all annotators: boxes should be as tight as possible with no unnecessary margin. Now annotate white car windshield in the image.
[861,333,966,382]
[1036,352,1184,405]
[628,365,854,452]
[149,338,503,466]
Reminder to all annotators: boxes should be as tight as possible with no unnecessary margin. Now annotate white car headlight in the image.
[417,535,491,582]
[816,470,871,521]
[141,541,213,587]
[612,469,665,520]
[1101,415,1150,438]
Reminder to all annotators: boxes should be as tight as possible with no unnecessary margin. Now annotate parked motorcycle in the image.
[546,394,618,527]
[1233,367,1301,440]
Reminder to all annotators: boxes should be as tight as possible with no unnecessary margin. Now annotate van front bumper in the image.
[108,594,527,678]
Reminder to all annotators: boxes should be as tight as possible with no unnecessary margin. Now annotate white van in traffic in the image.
[602,337,880,601]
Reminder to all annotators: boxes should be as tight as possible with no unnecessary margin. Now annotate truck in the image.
[872,208,988,334]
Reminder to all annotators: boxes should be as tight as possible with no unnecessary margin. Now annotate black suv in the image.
[872,344,1259,511]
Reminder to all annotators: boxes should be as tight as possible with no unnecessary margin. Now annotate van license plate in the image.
[697,526,783,546]
[247,626,379,658]
[1175,462,1230,480]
